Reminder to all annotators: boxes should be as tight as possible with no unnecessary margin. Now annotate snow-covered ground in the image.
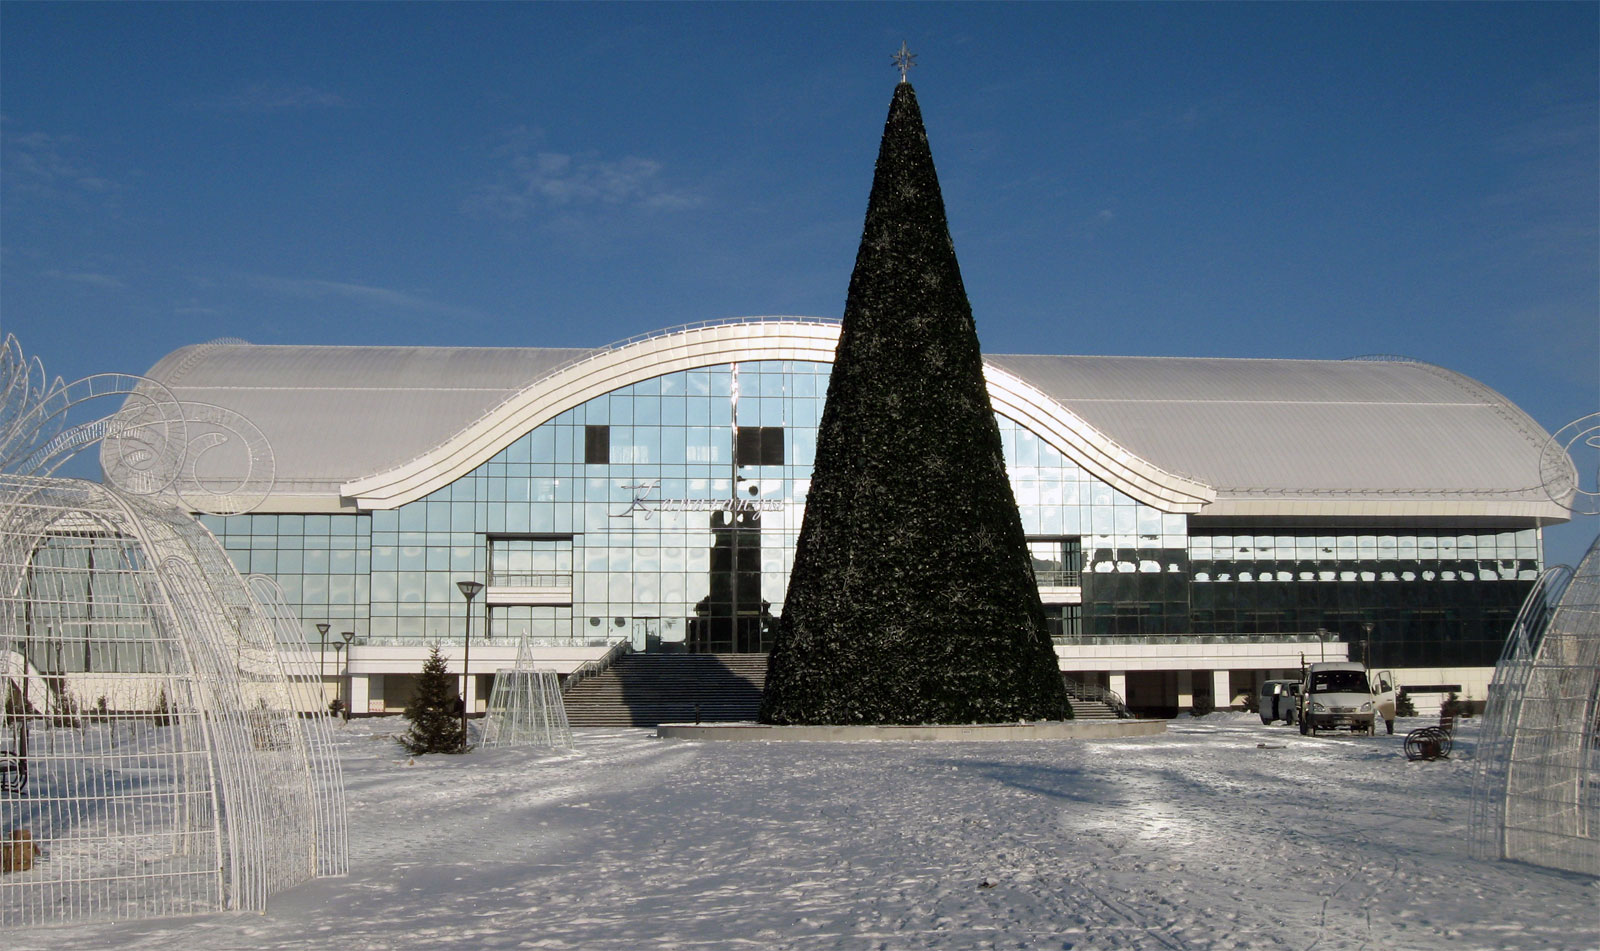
[9,714,1597,951]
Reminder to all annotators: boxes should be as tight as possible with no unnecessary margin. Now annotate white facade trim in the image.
[983,364,1215,513]
[342,321,843,508]
[1198,497,1569,520]
[341,320,1220,514]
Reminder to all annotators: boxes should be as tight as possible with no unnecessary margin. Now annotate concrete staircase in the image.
[563,652,768,727]
[1068,699,1121,720]
[1062,677,1132,720]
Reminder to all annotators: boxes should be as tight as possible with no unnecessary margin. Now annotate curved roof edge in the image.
[982,364,1214,512]
[341,320,1215,513]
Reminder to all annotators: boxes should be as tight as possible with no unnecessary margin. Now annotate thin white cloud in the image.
[467,128,701,220]
[243,274,481,321]
[1487,95,1599,270]
[197,83,349,113]
[43,269,125,289]
[0,127,118,199]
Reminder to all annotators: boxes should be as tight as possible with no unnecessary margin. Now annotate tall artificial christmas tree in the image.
[402,645,467,753]
[760,59,1071,725]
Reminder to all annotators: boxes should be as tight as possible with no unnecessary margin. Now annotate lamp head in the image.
[457,580,485,601]
[341,630,355,645]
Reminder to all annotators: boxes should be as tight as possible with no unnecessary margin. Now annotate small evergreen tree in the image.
[151,687,172,727]
[401,646,466,754]
[1395,690,1416,717]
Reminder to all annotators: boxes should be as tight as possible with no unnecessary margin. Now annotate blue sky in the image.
[2,2,1596,563]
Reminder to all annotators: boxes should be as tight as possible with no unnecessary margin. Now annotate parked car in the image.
[1258,679,1301,725]
[1298,662,1397,735]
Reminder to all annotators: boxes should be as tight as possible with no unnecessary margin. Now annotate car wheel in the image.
[1261,716,1271,725]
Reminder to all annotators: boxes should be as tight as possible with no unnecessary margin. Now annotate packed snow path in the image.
[9,715,1596,950]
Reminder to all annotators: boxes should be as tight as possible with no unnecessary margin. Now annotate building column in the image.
[1213,670,1232,709]
[349,674,371,718]
[1177,670,1193,711]
[1108,671,1127,704]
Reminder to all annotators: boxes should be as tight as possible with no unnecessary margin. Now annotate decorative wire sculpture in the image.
[0,333,342,926]
[1468,536,1599,876]
[479,668,574,750]
[1541,412,1600,517]
[479,638,573,750]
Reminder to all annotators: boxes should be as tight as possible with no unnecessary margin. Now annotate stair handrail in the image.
[563,638,633,694]
[1062,677,1133,718]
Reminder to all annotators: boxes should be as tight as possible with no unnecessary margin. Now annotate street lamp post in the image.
[457,580,484,746]
[316,622,331,711]
[340,631,356,721]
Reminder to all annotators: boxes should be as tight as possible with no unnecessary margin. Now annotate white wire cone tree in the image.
[478,637,574,750]
[0,333,346,927]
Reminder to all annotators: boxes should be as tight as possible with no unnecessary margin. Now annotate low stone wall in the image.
[655,719,1166,742]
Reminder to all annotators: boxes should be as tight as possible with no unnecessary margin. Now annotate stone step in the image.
[1069,700,1120,720]
[564,653,769,727]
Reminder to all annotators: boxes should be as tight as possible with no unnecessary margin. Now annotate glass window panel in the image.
[609,396,633,425]
[398,572,426,601]
[302,575,329,605]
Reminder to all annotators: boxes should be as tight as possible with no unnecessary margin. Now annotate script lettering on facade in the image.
[613,480,782,521]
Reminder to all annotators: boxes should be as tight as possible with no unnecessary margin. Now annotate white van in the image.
[1258,679,1301,725]
[1297,662,1397,735]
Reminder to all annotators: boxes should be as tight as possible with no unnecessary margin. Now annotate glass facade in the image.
[1188,527,1540,667]
[198,358,1540,670]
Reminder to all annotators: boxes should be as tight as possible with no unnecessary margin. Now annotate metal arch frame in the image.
[1468,563,1574,859]
[0,476,348,925]
[1469,536,1600,876]
[0,331,336,927]
[245,573,349,878]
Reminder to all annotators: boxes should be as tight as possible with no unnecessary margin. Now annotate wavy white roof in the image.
[130,322,1567,521]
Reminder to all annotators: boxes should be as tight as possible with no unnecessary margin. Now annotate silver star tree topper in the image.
[893,42,916,83]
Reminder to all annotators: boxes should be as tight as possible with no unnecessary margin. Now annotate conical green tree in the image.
[760,81,1071,725]
[401,645,467,753]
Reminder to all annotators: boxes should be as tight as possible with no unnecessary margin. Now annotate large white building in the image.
[126,318,1571,716]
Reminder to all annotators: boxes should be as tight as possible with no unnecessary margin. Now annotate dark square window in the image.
[735,426,784,466]
[584,426,610,465]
